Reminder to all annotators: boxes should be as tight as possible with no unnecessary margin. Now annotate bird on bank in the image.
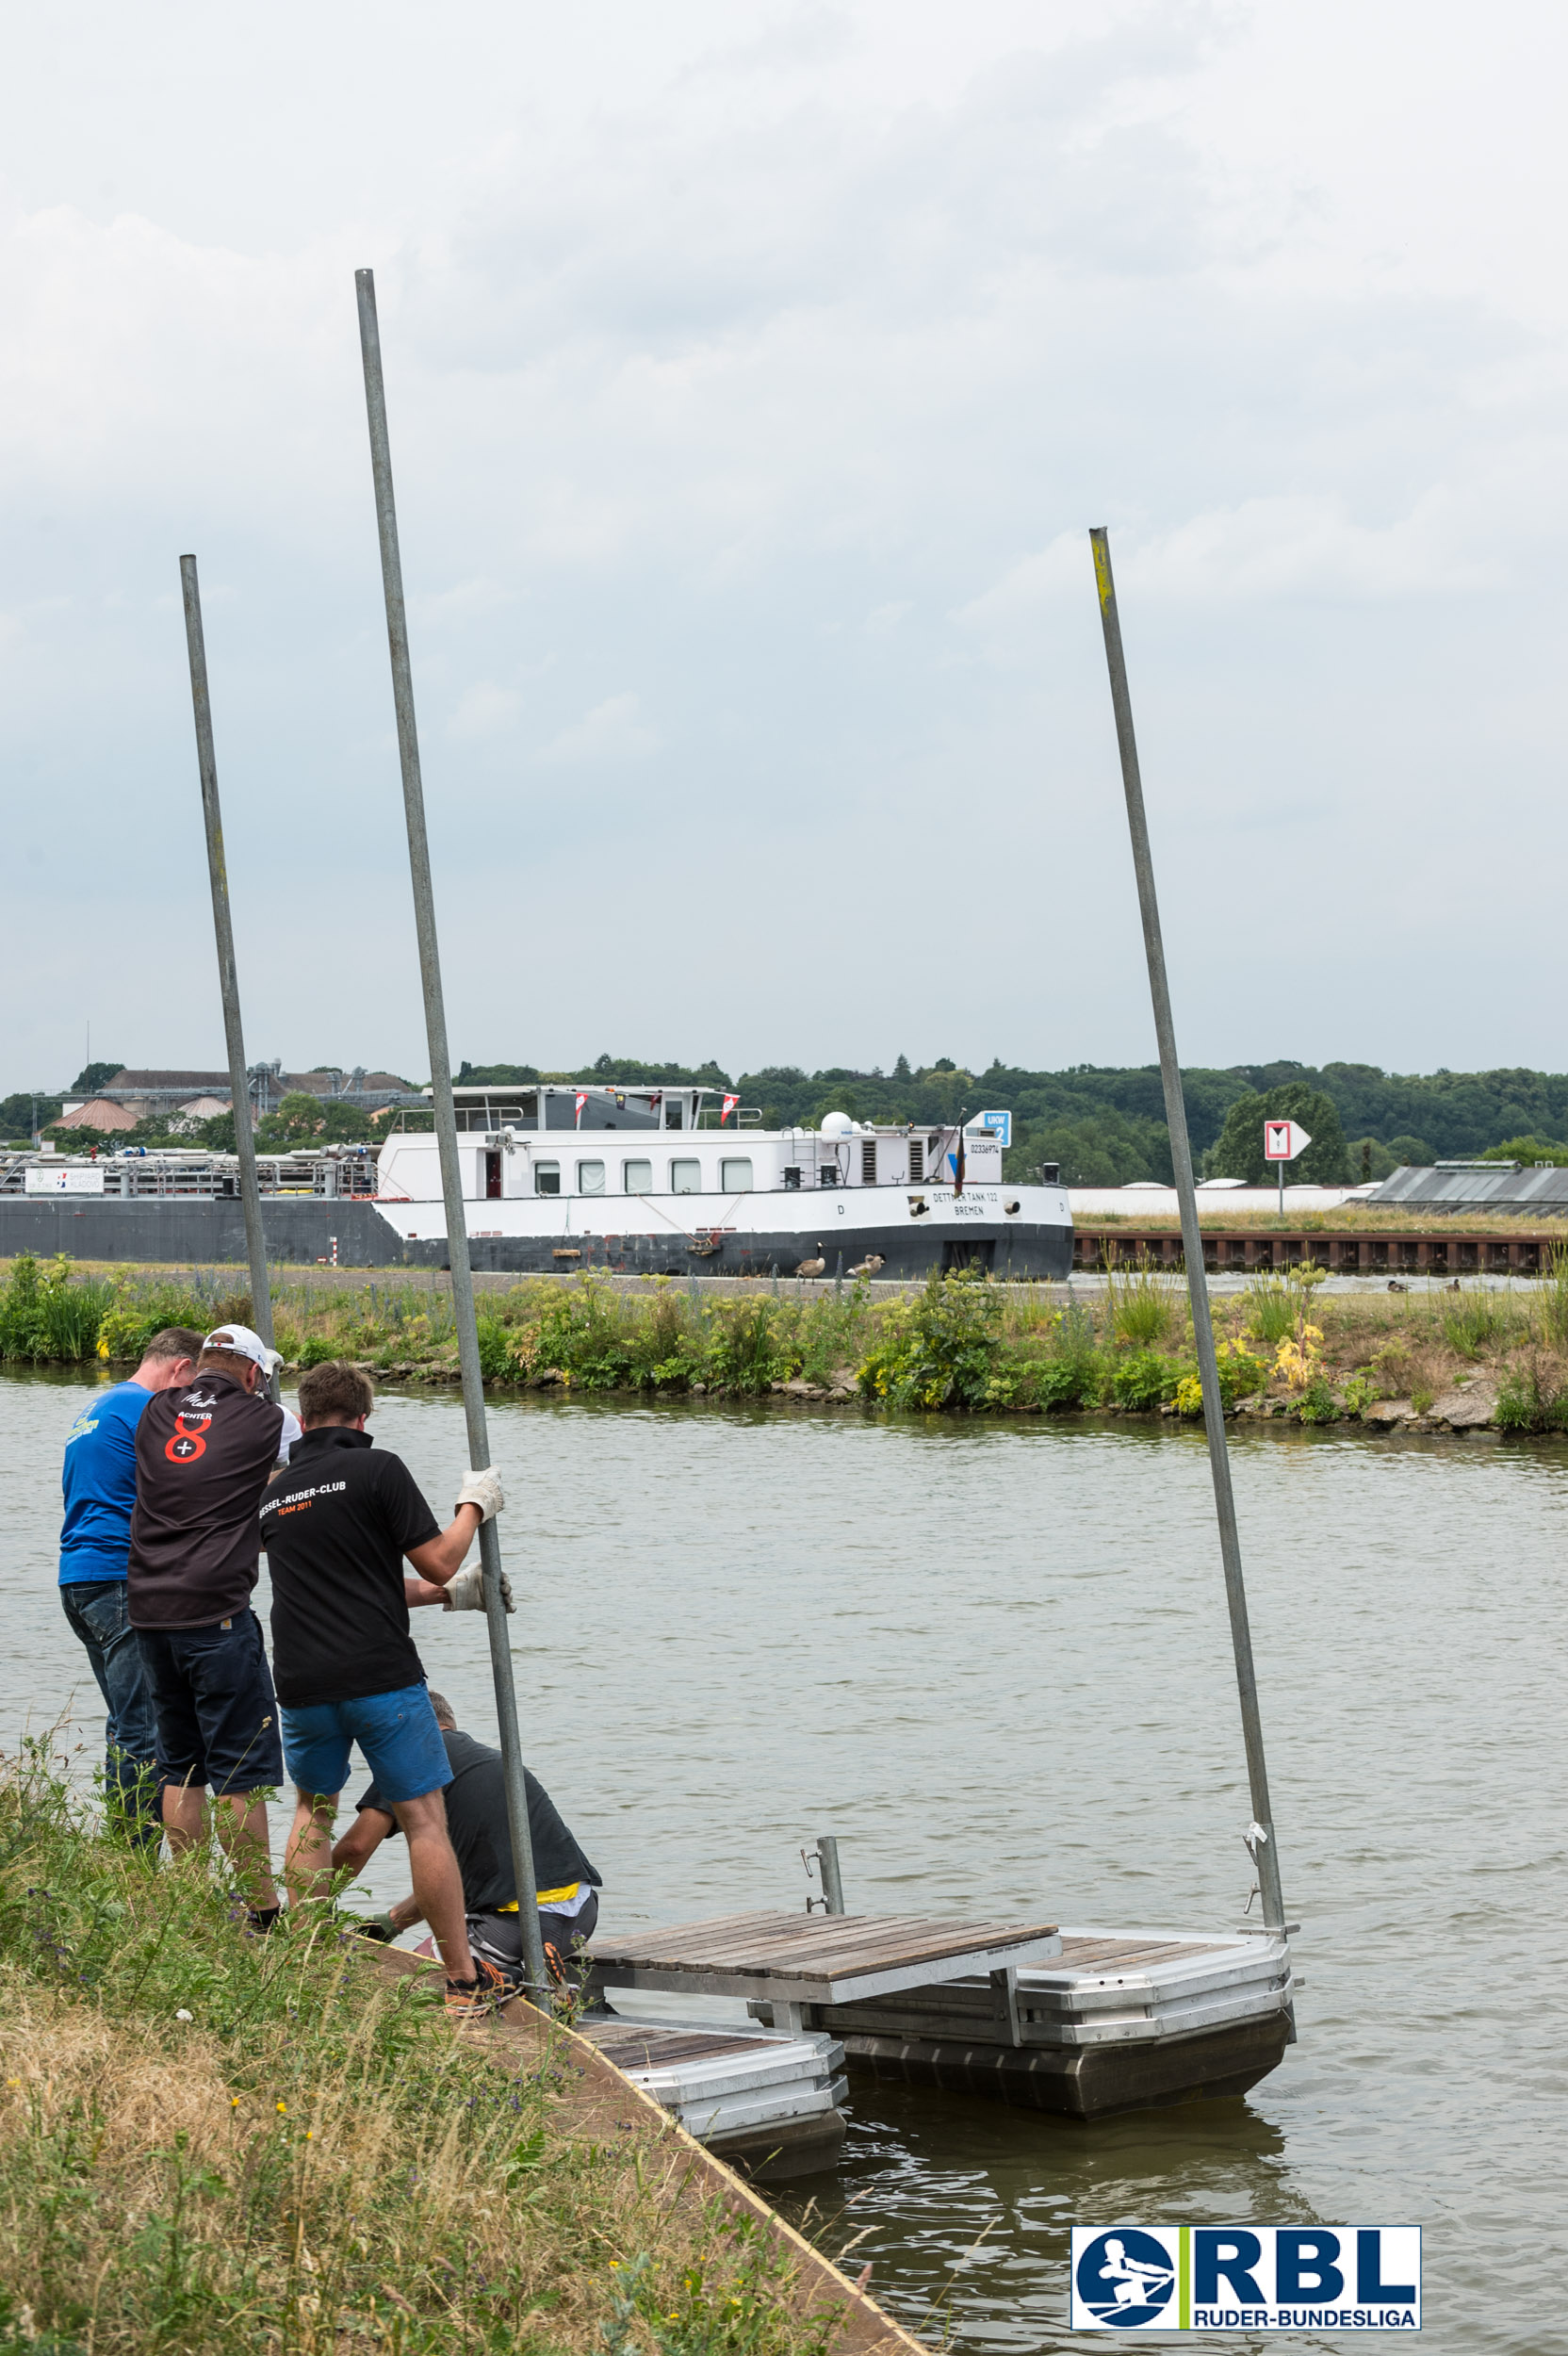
[795,1249,826,1279]
[1387,1279,1408,1292]
[1447,1278,1462,1292]
[847,1254,885,1279]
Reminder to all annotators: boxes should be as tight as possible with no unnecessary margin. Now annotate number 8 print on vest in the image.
[165,1415,210,1464]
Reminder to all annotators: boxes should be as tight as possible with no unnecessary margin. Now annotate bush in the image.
[0,1256,116,1363]
[1495,1357,1568,1432]
[1110,1350,1181,1411]
[1442,1287,1512,1360]
[857,1269,1003,1410]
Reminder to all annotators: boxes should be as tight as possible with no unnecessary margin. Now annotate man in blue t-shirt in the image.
[59,1325,204,1841]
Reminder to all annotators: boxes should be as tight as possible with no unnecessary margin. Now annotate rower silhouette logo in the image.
[1074,2231,1176,2326]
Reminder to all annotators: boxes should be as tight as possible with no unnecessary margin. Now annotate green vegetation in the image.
[0,1742,833,2356]
[1478,1135,1568,1166]
[8,1250,1568,1433]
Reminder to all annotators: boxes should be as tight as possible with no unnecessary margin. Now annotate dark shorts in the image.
[136,1609,285,1798]
[280,1684,451,1807]
[467,1889,599,1988]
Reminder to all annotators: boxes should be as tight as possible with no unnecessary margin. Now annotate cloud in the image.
[534,693,660,767]
[448,681,523,741]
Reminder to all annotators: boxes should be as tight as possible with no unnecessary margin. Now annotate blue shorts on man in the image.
[280,1682,451,1807]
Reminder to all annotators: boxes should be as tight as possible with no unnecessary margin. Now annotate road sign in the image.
[1264,1120,1312,1163]
[973,1108,1012,1149]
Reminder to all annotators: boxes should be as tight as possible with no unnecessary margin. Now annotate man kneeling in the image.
[333,1692,601,1992]
[261,1359,511,2014]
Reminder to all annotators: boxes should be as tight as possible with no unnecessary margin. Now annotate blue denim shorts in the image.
[280,1683,451,1806]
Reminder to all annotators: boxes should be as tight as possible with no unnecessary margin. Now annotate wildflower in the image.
[276,2100,287,2114]
[305,2130,314,2140]
[230,2098,240,2111]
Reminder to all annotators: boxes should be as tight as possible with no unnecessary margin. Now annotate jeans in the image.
[59,1580,161,1843]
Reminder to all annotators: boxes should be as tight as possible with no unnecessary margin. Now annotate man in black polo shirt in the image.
[332,1692,602,1990]
[260,1359,514,2014]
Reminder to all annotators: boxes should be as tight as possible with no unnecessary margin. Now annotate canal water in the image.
[5,1370,1563,2355]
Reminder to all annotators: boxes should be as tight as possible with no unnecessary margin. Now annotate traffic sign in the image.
[1264,1120,1312,1163]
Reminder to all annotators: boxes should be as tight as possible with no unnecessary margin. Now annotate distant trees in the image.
[1205,1086,1348,1185]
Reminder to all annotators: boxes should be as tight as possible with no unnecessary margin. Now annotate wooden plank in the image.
[588,1909,1063,1994]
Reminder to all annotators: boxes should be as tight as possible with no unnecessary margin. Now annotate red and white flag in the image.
[721,1094,740,1124]
[575,1090,588,1127]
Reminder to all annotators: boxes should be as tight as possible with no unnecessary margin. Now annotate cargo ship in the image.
[1,1084,1071,1278]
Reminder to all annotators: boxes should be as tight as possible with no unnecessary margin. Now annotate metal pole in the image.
[354,269,547,1997]
[179,555,279,1400]
[816,1836,845,1915]
[1088,528,1288,1939]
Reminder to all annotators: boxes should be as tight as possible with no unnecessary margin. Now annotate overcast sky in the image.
[4,1,1565,1092]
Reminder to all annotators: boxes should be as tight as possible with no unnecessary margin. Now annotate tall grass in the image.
[0,1742,832,2356]
[1103,1254,1181,1349]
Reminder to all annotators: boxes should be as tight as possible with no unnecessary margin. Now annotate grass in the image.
[9,1251,1568,1432]
[0,1742,838,2356]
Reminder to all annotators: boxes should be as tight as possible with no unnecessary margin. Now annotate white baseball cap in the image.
[203,1324,283,1375]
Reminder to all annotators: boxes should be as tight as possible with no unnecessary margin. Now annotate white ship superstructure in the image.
[374,1084,1071,1280]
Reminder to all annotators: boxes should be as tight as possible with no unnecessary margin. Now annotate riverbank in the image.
[0,1743,871,2356]
[6,1252,1568,1432]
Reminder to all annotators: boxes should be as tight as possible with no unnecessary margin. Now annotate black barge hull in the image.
[0,1199,1072,1280]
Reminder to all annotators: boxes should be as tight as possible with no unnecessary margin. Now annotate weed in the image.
[1104,1255,1180,1349]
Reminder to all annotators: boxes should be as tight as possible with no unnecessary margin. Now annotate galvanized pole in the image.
[179,555,278,1399]
[1088,528,1288,1938]
[354,270,547,1997]
[816,1836,845,1916]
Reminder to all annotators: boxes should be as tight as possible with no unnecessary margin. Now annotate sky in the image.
[4,0,1567,1092]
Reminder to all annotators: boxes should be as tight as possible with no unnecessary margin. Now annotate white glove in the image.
[443,1562,514,1613]
[456,1467,505,1522]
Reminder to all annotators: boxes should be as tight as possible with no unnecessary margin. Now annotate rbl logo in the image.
[165,1414,211,1464]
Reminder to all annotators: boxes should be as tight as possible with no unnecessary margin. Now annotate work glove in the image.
[355,1911,400,1944]
[443,1562,514,1613]
[456,1466,505,1522]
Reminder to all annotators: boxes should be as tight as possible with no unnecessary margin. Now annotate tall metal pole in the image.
[354,269,547,1996]
[1089,528,1288,1938]
[179,555,278,1399]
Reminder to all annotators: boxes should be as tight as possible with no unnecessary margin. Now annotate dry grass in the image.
[0,1747,838,2356]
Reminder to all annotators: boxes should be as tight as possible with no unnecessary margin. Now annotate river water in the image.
[6,1370,1564,2355]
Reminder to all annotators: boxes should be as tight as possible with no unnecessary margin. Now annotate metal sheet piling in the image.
[179,554,278,1398]
[354,268,547,1998]
[1088,526,1289,1941]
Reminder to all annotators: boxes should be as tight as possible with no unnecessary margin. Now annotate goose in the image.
[795,1248,827,1279]
[847,1254,885,1278]
[1387,1278,1408,1292]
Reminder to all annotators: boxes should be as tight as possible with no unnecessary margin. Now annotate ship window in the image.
[671,1158,701,1194]
[665,1102,683,1129]
[533,1160,561,1196]
[577,1159,605,1195]
[908,1139,923,1182]
[860,1139,876,1185]
[721,1158,753,1192]
[623,1159,653,1194]
[818,1165,838,1186]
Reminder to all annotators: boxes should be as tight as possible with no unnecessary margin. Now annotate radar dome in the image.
[819,1109,856,1138]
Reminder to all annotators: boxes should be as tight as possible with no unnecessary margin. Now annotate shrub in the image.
[1110,1350,1181,1411]
[858,1269,1004,1410]
[1495,1357,1568,1432]
[1172,1340,1268,1416]
[1243,1277,1303,1350]
[0,1255,116,1363]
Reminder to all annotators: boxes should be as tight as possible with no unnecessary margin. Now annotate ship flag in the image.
[574,1090,588,1127]
[720,1094,740,1124]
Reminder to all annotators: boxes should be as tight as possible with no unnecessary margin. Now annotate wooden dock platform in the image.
[586,1908,1063,2036]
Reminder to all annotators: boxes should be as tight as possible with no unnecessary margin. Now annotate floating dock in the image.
[580,2015,848,2181]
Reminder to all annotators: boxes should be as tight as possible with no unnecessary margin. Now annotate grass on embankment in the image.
[8,1250,1568,1430]
[0,1744,834,2356]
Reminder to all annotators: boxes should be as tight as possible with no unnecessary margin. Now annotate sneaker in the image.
[444,1956,510,2017]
